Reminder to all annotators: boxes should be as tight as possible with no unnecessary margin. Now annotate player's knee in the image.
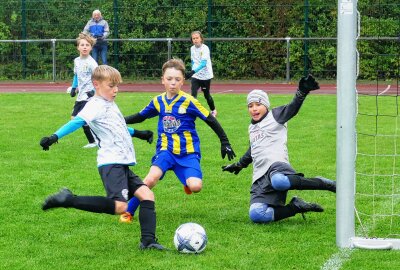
[134,185,155,201]
[271,173,291,191]
[187,179,202,193]
[249,203,274,223]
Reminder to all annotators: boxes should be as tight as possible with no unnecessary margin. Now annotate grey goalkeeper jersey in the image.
[249,91,307,183]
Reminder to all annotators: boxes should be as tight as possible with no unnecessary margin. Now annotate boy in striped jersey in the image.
[120,58,235,223]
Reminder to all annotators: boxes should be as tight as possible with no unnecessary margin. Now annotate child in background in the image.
[222,75,336,224]
[120,58,235,223]
[69,32,98,148]
[185,31,217,117]
[40,65,165,250]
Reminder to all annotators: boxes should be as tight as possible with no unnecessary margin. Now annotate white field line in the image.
[215,89,234,94]
[378,85,391,95]
[321,248,354,270]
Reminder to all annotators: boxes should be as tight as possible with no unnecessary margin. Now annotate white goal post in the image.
[336,0,400,250]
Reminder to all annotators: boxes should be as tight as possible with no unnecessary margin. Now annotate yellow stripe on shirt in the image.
[160,133,168,150]
[172,133,180,155]
[183,131,194,153]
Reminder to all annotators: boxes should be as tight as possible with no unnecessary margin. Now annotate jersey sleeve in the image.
[139,97,161,118]
[54,116,86,139]
[187,97,210,120]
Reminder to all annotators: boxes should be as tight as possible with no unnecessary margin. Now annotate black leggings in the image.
[190,78,215,111]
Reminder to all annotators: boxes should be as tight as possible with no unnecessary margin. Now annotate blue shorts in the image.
[151,151,202,185]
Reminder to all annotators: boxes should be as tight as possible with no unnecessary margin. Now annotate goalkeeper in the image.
[222,75,336,223]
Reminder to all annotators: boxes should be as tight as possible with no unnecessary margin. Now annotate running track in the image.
[0,82,393,95]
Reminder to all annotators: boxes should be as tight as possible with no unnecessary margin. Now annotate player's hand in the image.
[221,162,243,175]
[185,70,195,80]
[40,134,58,151]
[298,74,320,94]
[87,90,95,98]
[70,87,77,97]
[133,130,154,144]
[221,142,236,161]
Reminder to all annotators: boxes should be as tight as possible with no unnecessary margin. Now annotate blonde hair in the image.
[92,65,123,85]
[76,32,96,47]
[162,58,185,76]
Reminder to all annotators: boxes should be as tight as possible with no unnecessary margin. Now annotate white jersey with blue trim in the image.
[77,96,136,167]
[74,55,98,101]
[191,44,213,80]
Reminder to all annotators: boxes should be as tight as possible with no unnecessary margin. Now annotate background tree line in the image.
[0,0,398,81]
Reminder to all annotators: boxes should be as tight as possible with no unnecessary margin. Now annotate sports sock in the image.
[127,197,140,215]
[70,196,115,215]
[272,205,296,221]
[139,200,156,245]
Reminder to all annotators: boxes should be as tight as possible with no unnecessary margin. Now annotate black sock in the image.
[82,125,95,143]
[273,205,297,221]
[70,196,115,215]
[139,200,156,245]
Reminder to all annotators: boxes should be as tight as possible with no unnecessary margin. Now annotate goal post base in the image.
[351,237,400,250]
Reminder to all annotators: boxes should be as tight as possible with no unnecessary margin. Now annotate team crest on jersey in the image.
[178,106,186,114]
[163,115,181,133]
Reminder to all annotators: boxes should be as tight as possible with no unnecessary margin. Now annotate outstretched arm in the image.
[222,147,252,175]
[128,127,153,144]
[39,117,86,150]
[204,114,236,160]
[273,74,320,124]
[125,113,146,124]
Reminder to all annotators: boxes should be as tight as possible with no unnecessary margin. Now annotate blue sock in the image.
[127,197,140,216]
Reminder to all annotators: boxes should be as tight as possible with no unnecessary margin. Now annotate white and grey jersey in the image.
[249,91,307,183]
[74,56,98,102]
[77,96,136,167]
[191,44,213,80]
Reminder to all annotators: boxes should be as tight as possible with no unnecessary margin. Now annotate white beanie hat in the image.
[247,89,270,109]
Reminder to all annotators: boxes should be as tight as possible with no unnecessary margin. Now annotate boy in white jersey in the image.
[222,75,336,224]
[69,32,98,148]
[39,65,165,250]
[185,31,217,117]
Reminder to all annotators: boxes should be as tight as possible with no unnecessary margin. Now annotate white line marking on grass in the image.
[321,248,354,270]
[378,85,391,95]
[215,90,234,94]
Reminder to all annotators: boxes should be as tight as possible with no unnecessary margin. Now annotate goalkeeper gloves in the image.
[132,130,154,144]
[70,87,77,97]
[221,162,244,175]
[185,70,195,80]
[298,74,320,95]
[40,134,58,151]
[221,141,236,161]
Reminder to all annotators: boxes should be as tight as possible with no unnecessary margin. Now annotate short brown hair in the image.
[92,65,123,85]
[76,32,96,47]
[161,58,185,76]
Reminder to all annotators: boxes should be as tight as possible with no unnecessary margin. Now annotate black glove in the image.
[298,74,320,94]
[70,87,77,97]
[185,70,195,80]
[87,90,95,98]
[221,141,236,161]
[221,162,243,175]
[132,130,153,144]
[40,134,58,151]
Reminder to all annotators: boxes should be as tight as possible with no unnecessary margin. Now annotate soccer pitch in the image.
[0,92,398,269]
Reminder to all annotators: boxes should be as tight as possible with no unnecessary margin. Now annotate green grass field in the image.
[0,92,399,269]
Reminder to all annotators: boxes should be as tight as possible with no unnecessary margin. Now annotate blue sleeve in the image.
[54,116,86,139]
[72,74,78,88]
[127,127,134,136]
[194,59,207,73]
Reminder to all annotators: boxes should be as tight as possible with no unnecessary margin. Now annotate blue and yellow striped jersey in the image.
[139,90,210,156]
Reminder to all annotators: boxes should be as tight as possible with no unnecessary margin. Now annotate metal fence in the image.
[0,36,398,82]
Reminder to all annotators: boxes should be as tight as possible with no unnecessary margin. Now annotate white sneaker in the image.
[83,143,97,149]
[211,110,217,117]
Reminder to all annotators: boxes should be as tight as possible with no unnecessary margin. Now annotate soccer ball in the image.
[173,222,207,254]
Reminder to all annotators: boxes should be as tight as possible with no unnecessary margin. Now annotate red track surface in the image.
[0,82,393,95]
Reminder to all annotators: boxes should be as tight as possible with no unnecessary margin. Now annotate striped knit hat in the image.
[247,89,270,109]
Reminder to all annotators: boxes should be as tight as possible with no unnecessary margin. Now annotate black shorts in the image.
[250,162,297,207]
[98,164,146,202]
[71,100,88,117]
[191,78,211,92]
